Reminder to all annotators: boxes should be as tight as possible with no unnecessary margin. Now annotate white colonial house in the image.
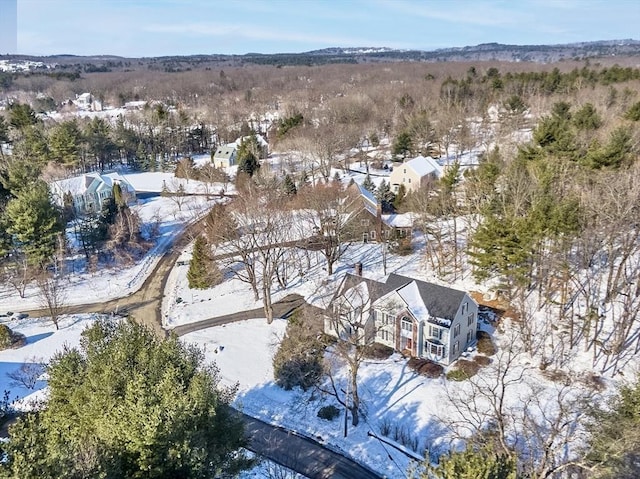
[389,155,442,194]
[51,172,136,215]
[327,272,478,365]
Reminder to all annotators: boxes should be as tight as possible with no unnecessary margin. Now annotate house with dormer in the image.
[51,172,136,215]
[326,271,478,365]
[212,144,237,169]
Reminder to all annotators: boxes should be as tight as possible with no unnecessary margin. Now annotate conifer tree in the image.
[4,180,64,266]
[236,135,260,177]
[2,320,252,478]
[362,173,375,192]
[414,446,516,479]
[586,374,640,478]
[187,235,221,289]
[282,174,297,196]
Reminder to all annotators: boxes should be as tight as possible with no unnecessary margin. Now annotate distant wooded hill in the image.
[2,39,639,72]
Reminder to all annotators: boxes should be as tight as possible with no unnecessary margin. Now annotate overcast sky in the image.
[16,0,640,57]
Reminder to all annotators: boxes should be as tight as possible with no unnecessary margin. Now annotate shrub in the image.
[476,330,497,356]
[378,417,419,452]
[408,358,444,378]
[0,325,12,349]
[363,343,394,360]
[446,359,480,381]
[473,355,492,367]
[273,309,325,391]
[391,237,413,256]
[317,405,340,421]
[0,324,25,350]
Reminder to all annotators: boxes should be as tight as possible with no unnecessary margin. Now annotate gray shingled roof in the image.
[336,273,396,304]
[384,273,466,320]
[331,272,467,322]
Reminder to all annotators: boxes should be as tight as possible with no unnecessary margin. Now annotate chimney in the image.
[354,262,363,276]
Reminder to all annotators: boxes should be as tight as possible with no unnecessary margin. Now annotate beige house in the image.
[389,155,442,194]
[212,144,237,169]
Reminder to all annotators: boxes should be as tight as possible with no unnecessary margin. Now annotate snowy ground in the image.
[2,136,637,477]
[0,173,220,313]
[0,314,114,410]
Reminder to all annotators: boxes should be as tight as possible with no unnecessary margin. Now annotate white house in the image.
[51,172,136,215]
[212,144,237,169]
[73,92,102,111]
[327,272,478,365]
[389,155,442,194]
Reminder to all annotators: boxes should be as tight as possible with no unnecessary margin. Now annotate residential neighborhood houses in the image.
[2,50,640,479]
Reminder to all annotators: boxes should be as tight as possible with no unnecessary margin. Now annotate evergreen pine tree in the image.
[1,320,252,478]
[393,183,407,210]
[362,173,375,192]
[5,180,64,266]
[236,135,261,177]
[416,446,516,479]
[282,174,297,196]
[586,374,640,478]
[187,235,221,289]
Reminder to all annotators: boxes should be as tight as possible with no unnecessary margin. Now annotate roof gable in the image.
[384,273,465,321]
[405,155,441,178]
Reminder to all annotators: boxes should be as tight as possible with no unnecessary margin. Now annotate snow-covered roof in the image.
[405,155,442,178]
[52,172,134,196]
[354,183,378,216]
[385,273,465,322]
[335,272,468,326]
[381,213,413,228]
[214,144,237,159]
[52,175,94,196]
[396,281,430,321]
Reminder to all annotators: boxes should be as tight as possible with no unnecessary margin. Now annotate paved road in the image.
[242,413,382,479]
[19,214,385,479]
[170,293,325,336]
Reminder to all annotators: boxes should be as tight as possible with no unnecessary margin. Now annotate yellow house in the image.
[389,155,442,193]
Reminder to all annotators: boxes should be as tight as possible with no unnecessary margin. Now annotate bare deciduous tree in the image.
[35,267,67,330]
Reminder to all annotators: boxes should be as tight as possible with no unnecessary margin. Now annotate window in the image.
[467,330,473,344]
[453,324,460,338]
[426,341,444,357]
[361,219,368,226]
[401,317,413,332]
[428,325,443,340]
[378,328,390,341]
[468,313,474,327]
[370,231,376,240]
[408,178,411,184]
[403,168,406,174]
[452,341,459,356]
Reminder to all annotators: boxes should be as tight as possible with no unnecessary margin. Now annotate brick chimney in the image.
[354,262,363,276]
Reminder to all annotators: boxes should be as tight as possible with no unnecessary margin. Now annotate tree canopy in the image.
[2,320,251,478]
